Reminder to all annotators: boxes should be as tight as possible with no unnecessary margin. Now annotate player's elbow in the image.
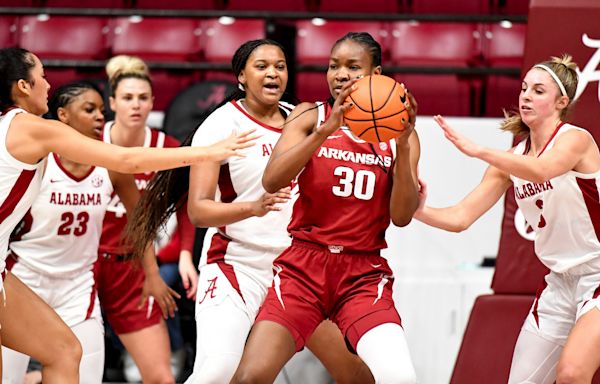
[262,174,280,194]
[392,215,413,227]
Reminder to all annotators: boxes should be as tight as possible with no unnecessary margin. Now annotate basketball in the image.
[343,75,410,142]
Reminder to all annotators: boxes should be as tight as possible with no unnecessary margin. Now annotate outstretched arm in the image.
[10,113,256,173]
[434,115,592,184]
[414,165,512,232]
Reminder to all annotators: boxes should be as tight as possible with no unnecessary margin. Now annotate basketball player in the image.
[230,32,421,384]
[2,81,146,384]
[415,55,600,384]
[95,55,196,383]
[0,47,253,383]
[127,39,376,383]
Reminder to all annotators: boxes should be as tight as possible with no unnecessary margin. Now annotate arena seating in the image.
[482,22,526,116]
[42,0,126,7]
[18,15,110,60]
[0,16,18,48]
[134,0,219,9]
[409,0,490,14]
[225,0,309,11]
[389,21,482,116]
[317,0,403,13]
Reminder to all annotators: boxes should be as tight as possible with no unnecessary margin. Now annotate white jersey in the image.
[511,123,600,274]
[191,100,296,268]
[10,154,113,277]
[0,109,44,274]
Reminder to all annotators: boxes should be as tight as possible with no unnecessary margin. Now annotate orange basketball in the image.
[343,75,410,142]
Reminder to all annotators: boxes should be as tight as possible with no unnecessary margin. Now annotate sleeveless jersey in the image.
[511,123,600,273]
[288,102,396,252]
[0,108,44,273]
[99,122,180,254]
[191,99,296,258]
[10,154,113,277]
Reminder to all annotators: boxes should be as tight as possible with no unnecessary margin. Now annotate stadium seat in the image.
[148,70,198,112]
[389,21,481,116]
[19,16,110,60]
[226,0,309,11]
[409,0,490,14]
[110,17,202,61]
[318,0,402,13]
[0,0,35,5]
[201,18,266,63]
[134,0,221,9]
[483,23,526,117]
[0,16,18,48]
[295,72,330,103]
[450,294,534,384]
[295,20,389,65]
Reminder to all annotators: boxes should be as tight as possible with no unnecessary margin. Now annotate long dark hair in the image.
[0,47,36,113]
[125,39,289,259]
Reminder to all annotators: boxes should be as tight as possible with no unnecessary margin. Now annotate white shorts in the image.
[10,261,100,327]
[523,269,600,345]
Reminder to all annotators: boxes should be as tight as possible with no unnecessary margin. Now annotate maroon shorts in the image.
[256,239,401,352]
[94,253,162,334]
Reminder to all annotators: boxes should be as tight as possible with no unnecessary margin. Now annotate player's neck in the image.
[110,121,146,147]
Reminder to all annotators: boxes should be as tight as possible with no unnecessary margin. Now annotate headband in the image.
[534,64,567,97]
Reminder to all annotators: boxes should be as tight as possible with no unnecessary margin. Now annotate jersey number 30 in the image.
[332,166,375,200]
[58,211,90,236]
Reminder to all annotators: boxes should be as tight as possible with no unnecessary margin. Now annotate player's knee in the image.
[230,367,265,384]
[556,360,588,384]
[41,332,82,370]
[140,366,175,384]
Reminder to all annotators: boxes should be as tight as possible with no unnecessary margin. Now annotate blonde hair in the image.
[105,55,152,96]
[500,54,578,137]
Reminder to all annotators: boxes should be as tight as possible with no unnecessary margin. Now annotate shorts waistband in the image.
[291,238,380,256]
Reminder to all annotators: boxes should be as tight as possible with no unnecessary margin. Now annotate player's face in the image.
[237,44,288,106]
[519,68,567,128]
[110,77,153,129]
[24,54,51,116]
[60,89,105,140]
[327,40,381,98]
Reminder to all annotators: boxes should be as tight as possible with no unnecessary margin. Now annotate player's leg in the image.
[230,320,297,384]
[306,320,374,384]
[185,296,253,384]
[508,329,562,384]
[72,318,105,384]
[1,347,30,384]
[0,271,82,383]
[356,323,416,384]
[118,321,173,384]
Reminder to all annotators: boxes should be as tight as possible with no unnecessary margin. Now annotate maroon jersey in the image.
[288,102,396,252]
[98,123,180,255]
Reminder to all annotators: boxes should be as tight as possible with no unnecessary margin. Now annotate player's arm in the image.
[109,170,180,318]
[434,115,591,183]
[414,165,512,232]
[263,80,358,193]
[390,130,420,227]
[10,113,254,172]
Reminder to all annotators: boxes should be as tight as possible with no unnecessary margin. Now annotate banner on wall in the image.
[493,0,600,294]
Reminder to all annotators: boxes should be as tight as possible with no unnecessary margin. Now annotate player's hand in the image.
[396,84,417,145]
[204,129,259,162]
[251,187,291,217]
[434,115,483,158]
[413,177,429,221]
[178,251,199,300]
[316,78,360,137]
[139,271,180,319]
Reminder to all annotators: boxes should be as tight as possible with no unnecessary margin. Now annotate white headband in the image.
[534,64,568,97]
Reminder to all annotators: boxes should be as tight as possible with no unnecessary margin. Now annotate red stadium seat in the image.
[201,18,266,63]
[0,0,35,5]
[295,72,330,103]
[450,294,534,384]
[148,70,198,112]
[43,0,125,7]
[410,0,490,14]
[295,20,389,65]
[495,0,530,15]
[318,0,402,13]
[110,17,202,61]
[18,16,110,60]
[483,23,526,117]
[389,21,481,116]
[0,16,18,48]
[226,0,308,11]
[135,0,221,9]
